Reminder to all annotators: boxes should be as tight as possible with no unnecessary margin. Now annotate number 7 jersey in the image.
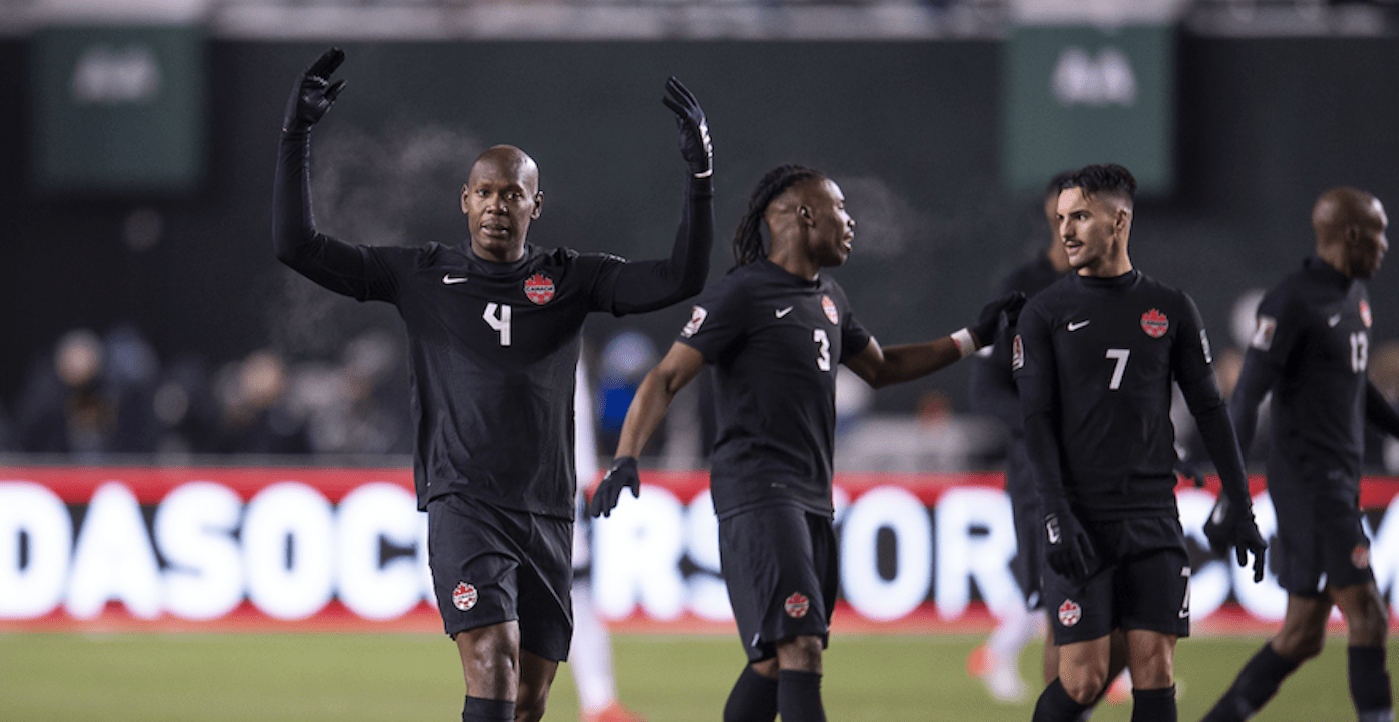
[1012,270,1218,520]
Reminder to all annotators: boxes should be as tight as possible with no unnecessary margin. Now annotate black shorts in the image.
[1269,469,1374,596]
[1043,516,1191,646]
[719,504,838,663]
[1004,438,1043,608]
[427,493,574,661]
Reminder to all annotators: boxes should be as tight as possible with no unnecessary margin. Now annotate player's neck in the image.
[1077,254,1132,279]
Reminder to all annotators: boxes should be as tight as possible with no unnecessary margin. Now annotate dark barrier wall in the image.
[2,38,1398,415]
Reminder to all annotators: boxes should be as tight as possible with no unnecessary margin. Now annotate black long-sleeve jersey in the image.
[676,260,872,520]
[971,254,1069,433]
[1014,270,1250,522]
[1232,257,1399,488]
[273,126,713,518]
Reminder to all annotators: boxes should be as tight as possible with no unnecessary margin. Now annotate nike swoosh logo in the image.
[1067,320,1090,331]
[775,307,793,318]
[1328,313,1342,327]
[442,274,468,285]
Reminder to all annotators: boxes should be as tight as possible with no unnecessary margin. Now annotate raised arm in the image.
[588,342,705,517]
[843,291,1024,389]
[272,47,370,298]
[610,78,715,315]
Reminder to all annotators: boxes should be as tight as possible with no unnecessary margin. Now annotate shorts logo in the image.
[784,592,810,619]
[681,305,708,338]
[452,582,479,612]
[822,296,839,325]
[1361,300,1372,328]
[1353,545,1371,570]
[1141,309,1169,338]
[524,273,555,305]
[1058,599,1082,627]
[1011,334,1024,371]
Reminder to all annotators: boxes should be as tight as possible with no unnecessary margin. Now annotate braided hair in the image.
[731,164,825,269]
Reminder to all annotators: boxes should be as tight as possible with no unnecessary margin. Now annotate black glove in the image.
[1202,496,1269,583]
[283,47,347,133]
[970,291,1027,348]
[588,456,641,518]
[1174,456,1205,488]
[1043,504,1095,582]
[662,77,712,178]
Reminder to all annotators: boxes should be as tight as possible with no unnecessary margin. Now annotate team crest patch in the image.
[452,582,479,611]
[1011,334,1024,371]
[524,273,555,305]
[1354,545,1372,570]
[822,296,839,324]
[1361,300,1373,328]
[1200,329,1212,364]
[1058,599,1082,627]
[1141,309,1169,338]
[784,592,811,619]
[681,305,708,338]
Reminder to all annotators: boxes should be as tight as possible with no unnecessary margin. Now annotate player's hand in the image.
[1203,496,1269,583]
[1174,456,1205,488]
[1043,506,1095,582]
[588,456,641,518]
[662,77,712,179]
[970,291,1027,348]
[283,47,347,133]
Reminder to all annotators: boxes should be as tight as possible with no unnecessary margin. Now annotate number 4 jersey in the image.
[677,259,871,520]
[1013,270,1220,521]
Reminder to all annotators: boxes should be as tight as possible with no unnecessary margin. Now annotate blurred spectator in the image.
[215,349,312,455]
[152,352,222,457]
[102,321,161,454]
[1367,340,1399,473]
[595,329,659,454]
[301,329,412,456]
[15,328,116,458]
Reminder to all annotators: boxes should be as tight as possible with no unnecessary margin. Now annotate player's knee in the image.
[1346,601,1390,646]
[775,635,824,673]
[515,690,548,722]
[1275,625,1326,661]
[1061,670,1107,705]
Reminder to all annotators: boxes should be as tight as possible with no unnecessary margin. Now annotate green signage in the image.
[1003,25,1175,196]
[31,25,207,195]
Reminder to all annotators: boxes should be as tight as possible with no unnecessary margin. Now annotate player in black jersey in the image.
[1201,187,1399,722]
[968,171,1076,703]
[588,165,1025,722]
[273,48,714,722]
[1013,164,1267,722]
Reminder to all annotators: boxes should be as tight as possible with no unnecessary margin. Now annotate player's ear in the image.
[531,190,544,220]
[460,184,470,215]
[797,204,813,227]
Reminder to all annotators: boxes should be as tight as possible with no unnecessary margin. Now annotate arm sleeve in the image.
[1367,381,1399,440]
[1171,295,1251,505]
[971,338,1023,431]
[1228,349,1279,463]
[607,176,714,316]
[1013,306,1068,509]
[272,127,373,299]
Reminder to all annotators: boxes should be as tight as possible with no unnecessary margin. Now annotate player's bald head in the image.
[469,145,539,194]
[1313,186,1384,243]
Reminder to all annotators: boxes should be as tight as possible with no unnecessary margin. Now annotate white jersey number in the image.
[814,329,832,371]
[1105,348,1130,390]
[484,303,512,347]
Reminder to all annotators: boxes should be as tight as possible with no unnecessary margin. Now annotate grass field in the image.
[0,631,1385,720]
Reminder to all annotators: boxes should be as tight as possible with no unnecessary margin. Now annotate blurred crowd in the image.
[4,318,1399,474]
[3,322,413,462]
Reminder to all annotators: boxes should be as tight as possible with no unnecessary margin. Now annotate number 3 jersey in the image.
[1013,270,1220,521]
[677,259,871,520]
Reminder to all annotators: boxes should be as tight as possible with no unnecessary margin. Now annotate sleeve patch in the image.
[1250,315,1277,351]
[1199,329,1212,364]
[681,305,709,338]
[1011,334,1025,371]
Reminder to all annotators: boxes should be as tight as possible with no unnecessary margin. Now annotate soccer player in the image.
[588,164,1025,722]
[1200,186,1399,722]
[1013,163,1268,722]
[968,171,1074,702]
[273,48,714,722]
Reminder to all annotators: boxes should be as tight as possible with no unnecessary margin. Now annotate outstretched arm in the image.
[843,291,1025,389]
[272,47,369,298]
[588,342,705,517]
[1367,381,1399,440]
[610,78,715,315]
